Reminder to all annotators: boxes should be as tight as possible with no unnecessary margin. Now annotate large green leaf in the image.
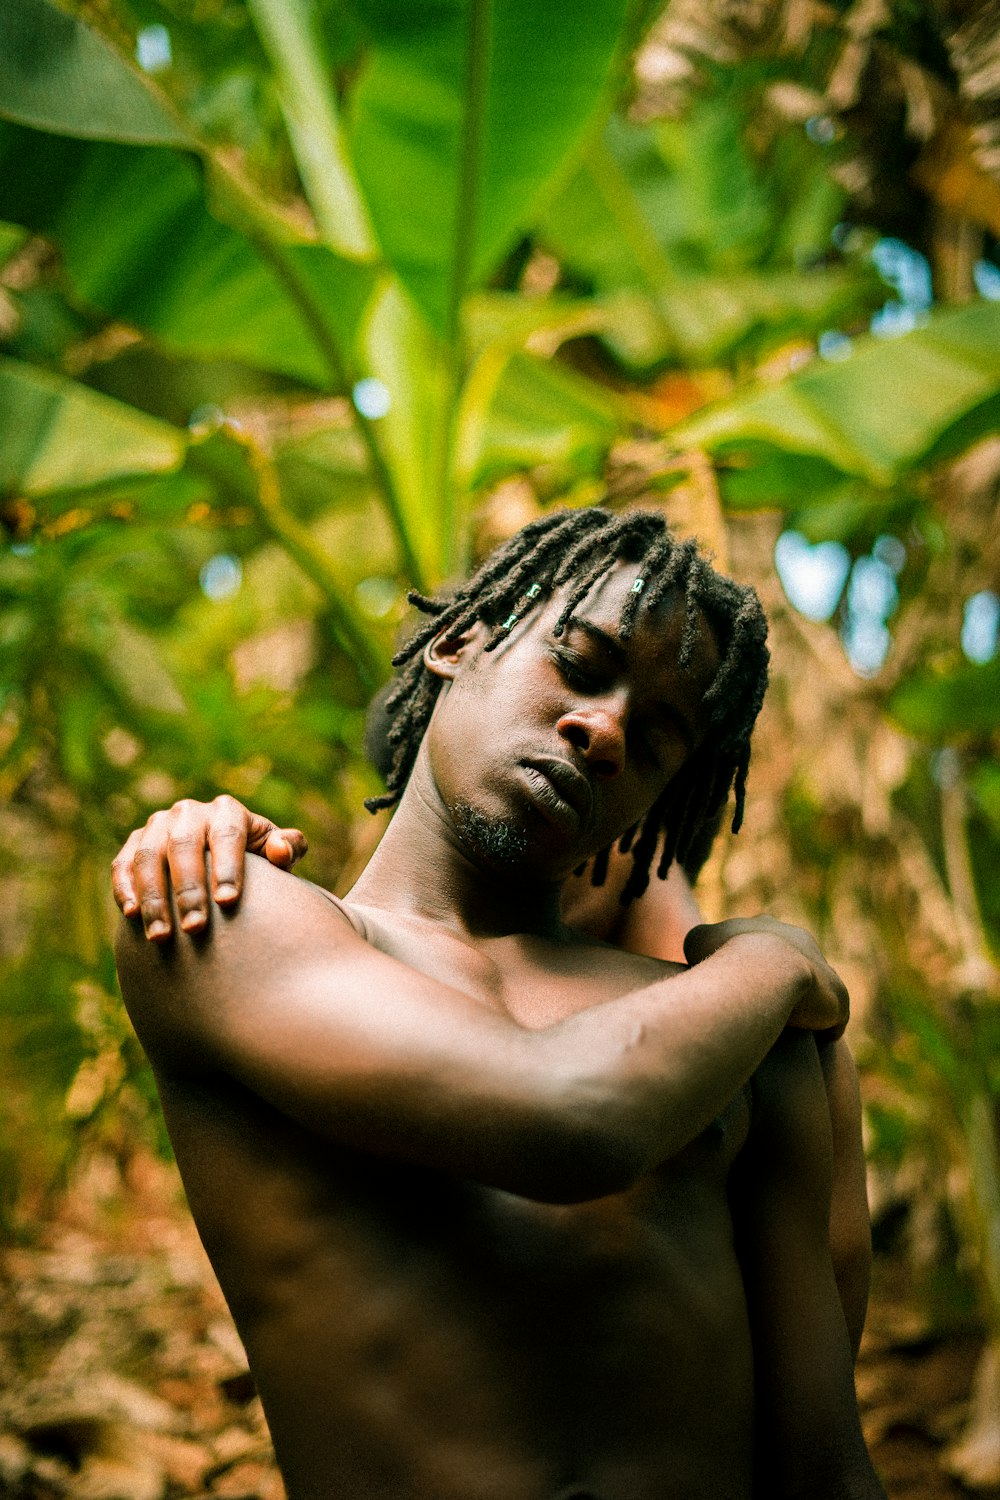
[0,0,189,145]
[0,357,185,496]
[890,658,1000,740]
[0,124,376,388]
[600,268,877,370]
[673,302,1000,487]
[457,350,624,490]
[539,108,874,368]
[348,0,629,337]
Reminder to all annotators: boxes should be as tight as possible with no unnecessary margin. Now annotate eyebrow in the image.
[566,617,628,667]
[562,617,698,749]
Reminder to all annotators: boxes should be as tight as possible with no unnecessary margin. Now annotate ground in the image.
[0,1149,994,1500]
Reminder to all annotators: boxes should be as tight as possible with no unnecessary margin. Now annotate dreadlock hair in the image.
[365,506,770,904]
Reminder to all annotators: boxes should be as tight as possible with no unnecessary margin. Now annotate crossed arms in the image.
[113,795,870,1350]
[117,851,835,1203]
[112,801,883,1498]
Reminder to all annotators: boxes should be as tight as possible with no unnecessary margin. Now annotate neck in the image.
[347,749,566,939]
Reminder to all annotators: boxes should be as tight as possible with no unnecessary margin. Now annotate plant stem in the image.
[233,427,389,693]
[245,0,375,258]
[939,754,997,992]
[208,160,426,590]
[434,0,492,578]
[448,0,491,347]
[259,252,427,591]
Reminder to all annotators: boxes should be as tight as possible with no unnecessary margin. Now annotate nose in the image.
[557,701,626,779]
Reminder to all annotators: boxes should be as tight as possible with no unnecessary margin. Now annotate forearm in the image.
[116,866,814,1203]
[538,933,813,1190]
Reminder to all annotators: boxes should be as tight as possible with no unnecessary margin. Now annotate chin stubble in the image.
[452,803,530,869]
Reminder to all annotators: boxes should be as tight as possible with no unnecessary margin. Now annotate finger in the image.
[263,826,308,867]
[110,831,143,917]
[206,795,253,905]
[132,829,174,941]
[242,809,282,860]
[164,807,215,933]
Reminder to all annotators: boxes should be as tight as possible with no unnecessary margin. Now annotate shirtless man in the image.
[113,507,884,1499]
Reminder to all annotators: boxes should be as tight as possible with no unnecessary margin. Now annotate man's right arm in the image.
[116,855,844,1205]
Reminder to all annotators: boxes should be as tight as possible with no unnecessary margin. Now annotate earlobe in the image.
[423,620,488,681]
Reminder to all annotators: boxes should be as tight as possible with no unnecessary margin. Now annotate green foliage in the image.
[540,94,880,368]
[349,0,629,336]
[890,658,1000,740]
[0,356,185,495]
[675,302,1000,488]
[0,125,374,386]
[1,0,999,1273]
[0,0,188,144]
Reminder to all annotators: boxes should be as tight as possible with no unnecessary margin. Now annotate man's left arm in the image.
[732,1029,885,1499]
[566,843,872,1356]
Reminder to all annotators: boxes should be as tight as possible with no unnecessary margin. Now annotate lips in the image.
[520,756,593,828]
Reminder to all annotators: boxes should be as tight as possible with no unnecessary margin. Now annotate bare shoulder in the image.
[114,856,359,1068]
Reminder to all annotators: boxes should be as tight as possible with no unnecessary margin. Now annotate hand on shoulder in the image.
[111,794,307,941]
[684,916,849,1038]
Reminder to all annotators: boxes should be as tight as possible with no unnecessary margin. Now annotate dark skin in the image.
[115,568,884,1500]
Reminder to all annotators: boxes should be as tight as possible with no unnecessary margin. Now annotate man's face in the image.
[423,564,722,881]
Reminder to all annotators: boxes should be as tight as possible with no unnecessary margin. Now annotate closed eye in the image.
[551,645,614,690]
[550,647,602,692]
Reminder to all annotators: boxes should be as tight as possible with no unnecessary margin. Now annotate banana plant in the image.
[0,0,634,606]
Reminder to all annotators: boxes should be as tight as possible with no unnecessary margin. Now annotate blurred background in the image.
[1,0,999,1494]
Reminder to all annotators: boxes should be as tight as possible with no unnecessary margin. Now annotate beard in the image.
[452,802,530,869]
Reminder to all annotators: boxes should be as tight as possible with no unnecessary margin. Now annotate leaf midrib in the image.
[447,0,493,350]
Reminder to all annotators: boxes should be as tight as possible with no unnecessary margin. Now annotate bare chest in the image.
[346,902,679,1028]
[158,1030,755,1500]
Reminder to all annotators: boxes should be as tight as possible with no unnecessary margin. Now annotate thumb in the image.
[262,824,308,867]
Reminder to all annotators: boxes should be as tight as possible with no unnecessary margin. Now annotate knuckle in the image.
[133,846,162,871]
[212,823,248,842]
[173,882,206,904]
[165,831,204,853]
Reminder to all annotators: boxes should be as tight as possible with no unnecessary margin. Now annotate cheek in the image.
[608,759,687,840]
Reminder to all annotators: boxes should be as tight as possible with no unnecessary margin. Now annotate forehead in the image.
[557,562,721,674]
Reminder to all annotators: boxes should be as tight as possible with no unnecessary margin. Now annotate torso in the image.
[154,891,758,1500]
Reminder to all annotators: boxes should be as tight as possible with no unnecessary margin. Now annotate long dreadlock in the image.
[365,507,769,904]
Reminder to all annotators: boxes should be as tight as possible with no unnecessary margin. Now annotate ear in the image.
[423,619,490,681]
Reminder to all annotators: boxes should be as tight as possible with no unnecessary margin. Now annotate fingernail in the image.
[123,900,139,916]
[147,921,170,940]
[215,884,238,902]
[180,910,206,931]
